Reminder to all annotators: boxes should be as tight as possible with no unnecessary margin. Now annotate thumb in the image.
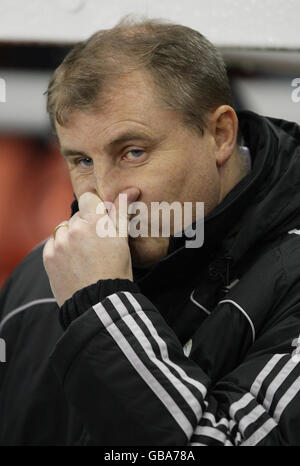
[78,192,102,222]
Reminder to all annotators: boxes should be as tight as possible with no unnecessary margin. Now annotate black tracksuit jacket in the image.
[0,110,300,445]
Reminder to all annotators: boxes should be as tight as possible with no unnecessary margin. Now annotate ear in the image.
[209,105,239,167]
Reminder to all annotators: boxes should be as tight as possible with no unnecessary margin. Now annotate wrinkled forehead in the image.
[56,70,165,131]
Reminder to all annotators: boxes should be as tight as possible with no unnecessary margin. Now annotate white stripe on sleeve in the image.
[123,292,207,398]
[273,375,300,421]
[107,293,203,422]
[263,358,298,411]
[93,300,194,439]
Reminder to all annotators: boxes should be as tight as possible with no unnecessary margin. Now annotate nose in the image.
[92,164,140,206]
[93,166,118,204]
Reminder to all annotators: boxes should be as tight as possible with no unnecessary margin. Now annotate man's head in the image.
[46,17,247,268]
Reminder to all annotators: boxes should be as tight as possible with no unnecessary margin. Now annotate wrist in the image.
[59,278,141,329]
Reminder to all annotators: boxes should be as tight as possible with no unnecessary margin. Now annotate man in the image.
[0,18,300,446]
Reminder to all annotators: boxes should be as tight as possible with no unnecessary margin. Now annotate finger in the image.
[43,236,55,264]
[78,192,103,222]
[68,211,81,228]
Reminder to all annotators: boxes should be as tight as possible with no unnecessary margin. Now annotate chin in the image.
[129,236,169,269]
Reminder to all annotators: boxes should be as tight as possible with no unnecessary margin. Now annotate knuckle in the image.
[69,211,80,226]
[69,223,81,237]
[55,238,66,251]
[43,251,54,267]
[43,241,52,261]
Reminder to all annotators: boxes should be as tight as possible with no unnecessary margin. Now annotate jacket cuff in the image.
[59,279,141,330]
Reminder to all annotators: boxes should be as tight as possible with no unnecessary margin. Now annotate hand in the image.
[43,188,140,306]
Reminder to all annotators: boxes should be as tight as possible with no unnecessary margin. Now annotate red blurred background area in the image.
[0,44,75,289]
[0,135,73,289]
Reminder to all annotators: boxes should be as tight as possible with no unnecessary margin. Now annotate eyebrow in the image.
[60,131,155,158]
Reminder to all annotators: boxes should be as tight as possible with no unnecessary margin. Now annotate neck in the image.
[218,145,250,204]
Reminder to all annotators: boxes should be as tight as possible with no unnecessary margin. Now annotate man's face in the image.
[56,71,222,268]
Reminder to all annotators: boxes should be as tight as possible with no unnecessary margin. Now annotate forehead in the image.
[56,70,168,143]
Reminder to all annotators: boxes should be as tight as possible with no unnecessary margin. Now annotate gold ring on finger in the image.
[53,223,69,240]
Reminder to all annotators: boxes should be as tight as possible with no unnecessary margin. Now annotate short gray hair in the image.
[46,16,235,137]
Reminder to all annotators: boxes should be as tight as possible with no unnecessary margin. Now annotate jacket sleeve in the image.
[49,283,300,446]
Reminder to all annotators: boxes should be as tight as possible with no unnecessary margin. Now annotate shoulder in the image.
[277,229,300,283]
[0,238,55,331]
[2,238,50,293]
[223,231,300,335]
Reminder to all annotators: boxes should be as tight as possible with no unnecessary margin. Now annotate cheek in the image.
[138,157,189,202]
[156,152,220,209]
[146,163,193,202]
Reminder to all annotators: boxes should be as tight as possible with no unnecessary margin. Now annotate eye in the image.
[73,157,93,168]
[123,149,145,161]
